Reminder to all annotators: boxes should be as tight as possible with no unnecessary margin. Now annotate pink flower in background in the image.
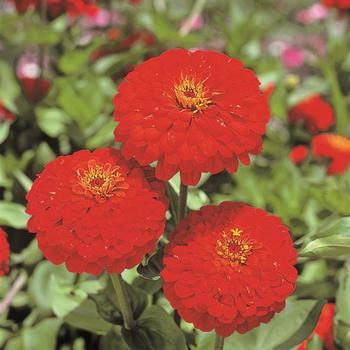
[282,46,305,69]
[80,8,111,28]
[180,14,204,34]
[296,3,328,24]
[17,55,41,79]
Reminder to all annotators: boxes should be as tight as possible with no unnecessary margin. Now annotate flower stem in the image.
[178,183,188,222]
[214,334,225,350]
[110,273,136,330]
[173,182,188,326]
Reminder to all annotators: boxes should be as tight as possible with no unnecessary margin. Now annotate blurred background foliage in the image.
[0,0,350,349]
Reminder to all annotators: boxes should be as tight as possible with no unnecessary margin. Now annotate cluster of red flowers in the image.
[161,202,297,336]
[298,304,335,350]
[322,0,350,9]
[26,49,300,338]
[26,148,167,274]
[114,49,270,185]
[286,93,350,175]
[12,0,99,17]
[0,228,10,276]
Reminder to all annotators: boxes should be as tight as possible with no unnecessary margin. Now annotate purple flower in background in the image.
[282,46,305,68]
[296,3,328,24]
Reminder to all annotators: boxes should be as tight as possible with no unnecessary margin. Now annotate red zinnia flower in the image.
[297,303,335,350]
[0,101,16,123]
[114,49,270,186]
[323,0,350,9]
[20,77,51,104]
[288,94,335,132]
[0,228,10,276]
[289,145,308,165]
[26,148,167,275]
[161,202,297,336]
[312,133,350,175]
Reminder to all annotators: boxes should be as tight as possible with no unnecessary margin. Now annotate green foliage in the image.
[195,299,325,350]
[122,306,187,350]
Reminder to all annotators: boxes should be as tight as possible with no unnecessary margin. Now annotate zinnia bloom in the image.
[20,77,51,104]
[297,303,335,350]
[0,228,10,276]
[161,202,297,336]
[288,94,335,132]
[312,133,350,175]
[0,102,16,123]
[114,49,270,186]
[26,148,167,275]
[289,145,308,165]
[323,0,350,9]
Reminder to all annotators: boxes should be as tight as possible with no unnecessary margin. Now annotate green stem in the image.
[214,334,225,350]
[178,183,188,223]
[173,182,188,326]
[110,273,136,330]
[319,60,348,136]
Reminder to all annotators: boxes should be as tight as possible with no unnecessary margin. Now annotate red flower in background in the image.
[114,49,270,186]
[12,0,99,17]
[289,145,308,165]
[288,94,335,132]
[263,82,276,102]
[91,31,156,62]
[161,202,297,336]
[0,102,16,123]
[312,133,350,175]
[26,148,167,275]
[323,0,350,9]
[298,303,335,350]
[0,228,10,276]
[20,77,51,104]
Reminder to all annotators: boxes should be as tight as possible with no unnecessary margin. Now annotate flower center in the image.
[174,75,212,114]
[73,159,129,202]
[216,228,253,266]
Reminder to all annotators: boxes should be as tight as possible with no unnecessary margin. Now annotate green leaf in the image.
[26,24,61,45]
[90,278,147,325]
[0,201,30,229]
[58,41,100,74]
[21,319,62,350]
[64,299,112,335]
[334,265,350,349]
[99,330,130,350]
[0,123,10,145]
[122,306,187,350]
[299,217,350,259]
[35,107,70,138]
[195,299,325,350]
[28,261,75,312]
[11,240,42,266]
